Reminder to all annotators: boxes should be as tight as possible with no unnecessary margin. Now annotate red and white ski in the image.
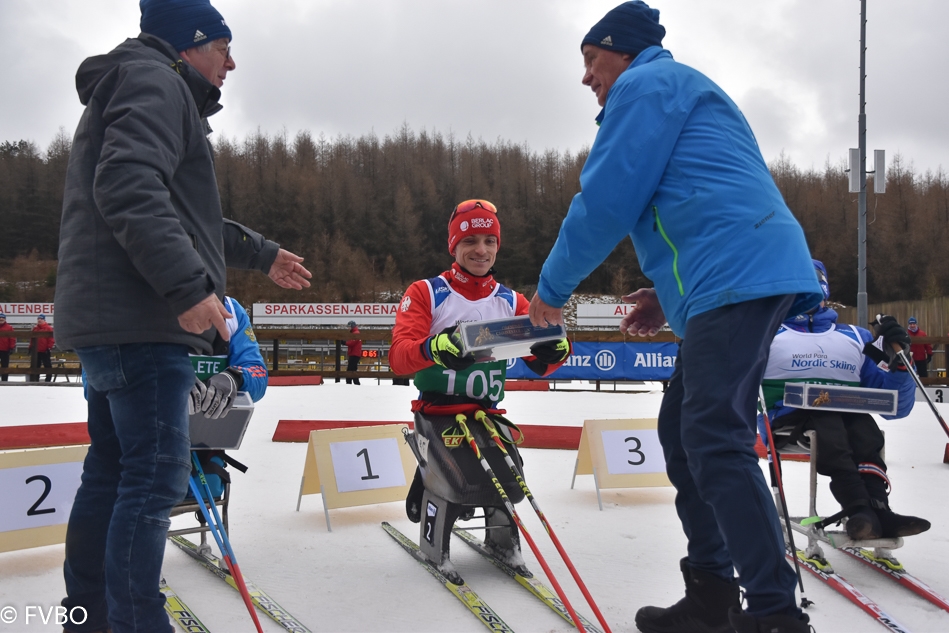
[840,547,949,614]
[789,550,912,633]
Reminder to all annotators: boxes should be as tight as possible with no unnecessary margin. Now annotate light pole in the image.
[856,0,868,327]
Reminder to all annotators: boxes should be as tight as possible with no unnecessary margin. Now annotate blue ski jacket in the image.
[537,47,822,336]
[222,297,268,403]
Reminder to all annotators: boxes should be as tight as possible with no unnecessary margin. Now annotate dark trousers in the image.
[63,343,194,633]
[657,294,799,618]
[774,409,885,507]
[0,350,9,382]
[346,355,361,384]
[914,357,929,378]
[31,351,52,382]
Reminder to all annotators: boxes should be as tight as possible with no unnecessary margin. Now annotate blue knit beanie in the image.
[582,1,665,57]
[140,0,231,53]
[813,259,830,301]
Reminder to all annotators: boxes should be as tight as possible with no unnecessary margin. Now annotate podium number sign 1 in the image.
[0,446,88,553]
[571,418,670,510]
[296,424,416,531]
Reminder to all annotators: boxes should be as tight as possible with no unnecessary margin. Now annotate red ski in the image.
[789,550,912,633]
[840,547,949,614]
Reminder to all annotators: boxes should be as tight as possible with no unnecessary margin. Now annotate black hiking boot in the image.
[635,558,739,633]
[728,607,812,633]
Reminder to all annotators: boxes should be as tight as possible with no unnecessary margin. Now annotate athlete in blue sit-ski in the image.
[187,295,268,417]
[761,260,930,541]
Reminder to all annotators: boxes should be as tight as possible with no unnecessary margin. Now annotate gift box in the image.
[456,316,566,362]
[783,383,898,416]
[189,392,254,450]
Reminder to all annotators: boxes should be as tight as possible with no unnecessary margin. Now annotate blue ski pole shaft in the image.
[190,453,264,633]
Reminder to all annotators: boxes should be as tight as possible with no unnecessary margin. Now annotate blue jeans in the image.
[62,343,194,633]
[657,295,800,617]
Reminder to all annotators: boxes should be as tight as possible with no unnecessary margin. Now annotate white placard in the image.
[329,437,406,493]
[919,387,949,404]
[0,461,84,532]
[600,429,666,475]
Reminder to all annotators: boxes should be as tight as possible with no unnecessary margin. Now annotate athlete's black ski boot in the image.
[872,499,930,538]
[863,475,930,538]
[635,558,739,633]
[845,505,882,540]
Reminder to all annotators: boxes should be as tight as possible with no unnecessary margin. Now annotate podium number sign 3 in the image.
[297,425,416,531]
[571,419,670,510]
[0,446,88,552]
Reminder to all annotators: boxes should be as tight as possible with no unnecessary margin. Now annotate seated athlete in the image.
[389,199,571,580]
[761,260,930,540]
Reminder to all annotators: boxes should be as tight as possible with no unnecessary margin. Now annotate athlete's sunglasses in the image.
[448,199,498,226]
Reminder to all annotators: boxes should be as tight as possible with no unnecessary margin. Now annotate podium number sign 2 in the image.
[571,419,670,510]
[297,425,416,531]
[0,446,88,553]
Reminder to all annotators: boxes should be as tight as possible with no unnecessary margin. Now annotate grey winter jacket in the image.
[55,34,278,354]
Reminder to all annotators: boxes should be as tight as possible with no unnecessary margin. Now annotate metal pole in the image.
[857,0,868,327]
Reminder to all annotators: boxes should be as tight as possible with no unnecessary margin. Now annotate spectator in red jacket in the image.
[907,317,933,378]
[28,315,55,383]
[0,313,16,382]
[346,321,362,385]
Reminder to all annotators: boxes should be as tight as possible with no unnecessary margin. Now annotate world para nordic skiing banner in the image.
[504,342,678,381]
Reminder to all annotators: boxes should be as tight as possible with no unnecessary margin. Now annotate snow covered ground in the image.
[2,379,949,633]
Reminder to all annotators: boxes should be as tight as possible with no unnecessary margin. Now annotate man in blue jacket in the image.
[528,3,822,633]
[762,261,929,542]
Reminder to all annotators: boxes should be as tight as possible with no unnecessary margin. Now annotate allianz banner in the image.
[505,342,679,381]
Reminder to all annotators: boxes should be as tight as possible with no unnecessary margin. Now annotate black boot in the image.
[871,498,931,538]
[635,558,739,633]
[845,503,882,540]
[728,607,811,633]
[864,473,930,538]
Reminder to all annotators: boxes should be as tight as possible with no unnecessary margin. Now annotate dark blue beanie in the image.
[582,1,665,58]
[140,0,231,53]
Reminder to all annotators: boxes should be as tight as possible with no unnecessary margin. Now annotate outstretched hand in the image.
[529,292,564,327]
[178,294,232,341]
[619,288,666,337]
[269,248,312,290]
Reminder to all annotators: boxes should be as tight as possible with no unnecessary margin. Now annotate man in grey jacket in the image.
[55,1,311,631]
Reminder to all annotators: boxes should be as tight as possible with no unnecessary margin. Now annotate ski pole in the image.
[455,414,587,633]
[189,453,264,633]
[894,347,949,461]
[872,314,949,462]
[475,410,612,633]
[757,388,812,609]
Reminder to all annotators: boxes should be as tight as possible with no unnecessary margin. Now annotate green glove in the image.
[425,327,475,371]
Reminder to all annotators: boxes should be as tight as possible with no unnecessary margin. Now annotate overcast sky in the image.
[2,0,945,175]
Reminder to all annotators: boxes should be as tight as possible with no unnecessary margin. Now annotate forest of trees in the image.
[1,125,947,307]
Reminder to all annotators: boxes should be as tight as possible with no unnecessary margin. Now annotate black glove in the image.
[869,315,910,368]
[424,326,474,371]
[190,369,244,419]
[530,338,571,365]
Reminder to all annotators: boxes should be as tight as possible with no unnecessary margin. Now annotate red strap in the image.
[410,400,507,417]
